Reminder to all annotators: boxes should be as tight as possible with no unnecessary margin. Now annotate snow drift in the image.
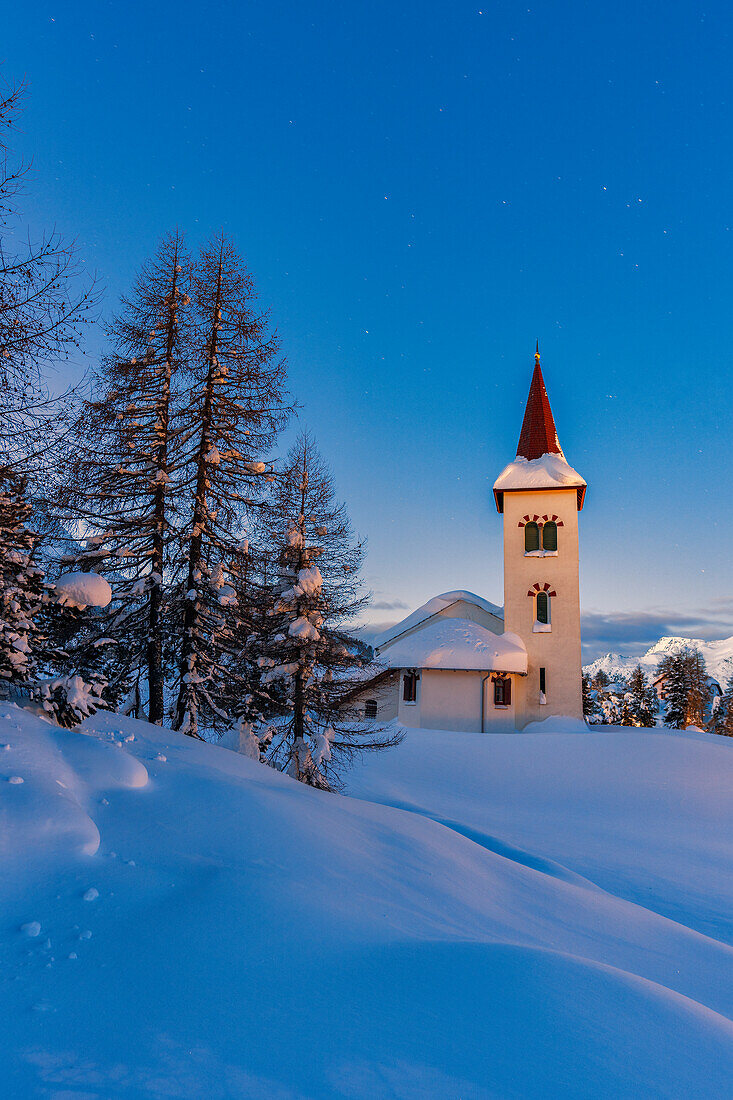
[0,706,731,1098]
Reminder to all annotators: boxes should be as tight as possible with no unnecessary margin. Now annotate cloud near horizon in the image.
[580,607,733,662]
[368,598,411,612]
[358,607,733,662]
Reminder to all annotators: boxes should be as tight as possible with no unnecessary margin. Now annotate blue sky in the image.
[4,0,733,659]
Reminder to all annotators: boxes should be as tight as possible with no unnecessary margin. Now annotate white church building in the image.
[353,349,586,732]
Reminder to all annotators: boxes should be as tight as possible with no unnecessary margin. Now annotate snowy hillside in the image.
[1,706,732,1098]
[584,633,733,684]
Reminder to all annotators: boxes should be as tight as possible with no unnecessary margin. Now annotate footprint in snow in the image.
[79,930,92,940]
[8,776,23,784]
[21,922,41,938]
[83,888,99,902]
[1,743,10,750]
[155,753,167,762]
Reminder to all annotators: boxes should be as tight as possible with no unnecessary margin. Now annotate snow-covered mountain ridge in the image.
[584,634,733,684]
[1,705,732,1097]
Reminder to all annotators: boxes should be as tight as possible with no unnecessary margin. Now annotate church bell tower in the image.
[493,347,586,727]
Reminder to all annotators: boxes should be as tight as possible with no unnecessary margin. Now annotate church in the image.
[354,349,586,732]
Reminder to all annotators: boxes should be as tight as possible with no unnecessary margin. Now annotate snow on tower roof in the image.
[374,590,503,650]
[494,452,586,496]
[494,348,586,512]
[380,617,527,673]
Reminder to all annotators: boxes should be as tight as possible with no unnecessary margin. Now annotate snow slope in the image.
[1,707,732,1098]
[584,633,733,685]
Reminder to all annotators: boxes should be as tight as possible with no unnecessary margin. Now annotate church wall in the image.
[502,487,583,727]
[350,673,399,723]
[406,669,519,733]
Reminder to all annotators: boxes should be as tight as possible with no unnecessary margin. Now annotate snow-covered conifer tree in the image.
[61,232,191,721]
[0,474,45,684]
[0,473,108,725]
[172,235,288,736]
[582,673,604,723]
[709,673,733,736]
[658,648,709,729]
[253,432,401,789]
[626,665,657,727]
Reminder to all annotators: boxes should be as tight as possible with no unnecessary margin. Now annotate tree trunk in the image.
[174,255,223,735]
[290,452,309,774]
[147,248,178,724]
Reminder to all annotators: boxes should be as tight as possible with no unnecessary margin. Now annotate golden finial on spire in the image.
[535,339,540,363]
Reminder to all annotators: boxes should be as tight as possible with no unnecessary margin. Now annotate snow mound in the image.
[54,571,112,609]
[376,590,503,650]
[1,708,732,1097]
[381,617,528,673]
[521,715,591,734]
[493,451,587,492]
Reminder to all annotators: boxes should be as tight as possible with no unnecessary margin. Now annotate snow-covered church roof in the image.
[380,617,527,674]
[374,590,503,651]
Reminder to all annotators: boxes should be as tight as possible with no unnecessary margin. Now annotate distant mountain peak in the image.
[584,633,733,685]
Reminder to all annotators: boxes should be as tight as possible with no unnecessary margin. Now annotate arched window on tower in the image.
[536,590,550,625]
[524,521,540,552]
[542,521,557,551]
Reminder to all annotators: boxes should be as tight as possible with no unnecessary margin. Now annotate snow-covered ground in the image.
[1,707,731,1098]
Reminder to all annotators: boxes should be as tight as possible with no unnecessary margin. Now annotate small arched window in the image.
[524,522,540,552]
[364,699,377,719]
[494,677,511,706]
[542,521,557,551]
[536,590,550,624]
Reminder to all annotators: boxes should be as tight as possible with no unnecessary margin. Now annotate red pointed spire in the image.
[515,345,563,460]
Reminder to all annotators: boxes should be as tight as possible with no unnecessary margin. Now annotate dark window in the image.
[494,677,511,706]
[403,672,417,703]
[364,699,378,719]
[536,591,550,624]
[539,667,546,694]
[524,522,540,552]
[542,521,557,551]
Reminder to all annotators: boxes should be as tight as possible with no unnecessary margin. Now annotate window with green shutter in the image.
[536,591,549,624]
[542,521,557,551]
[524,522,540,552]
